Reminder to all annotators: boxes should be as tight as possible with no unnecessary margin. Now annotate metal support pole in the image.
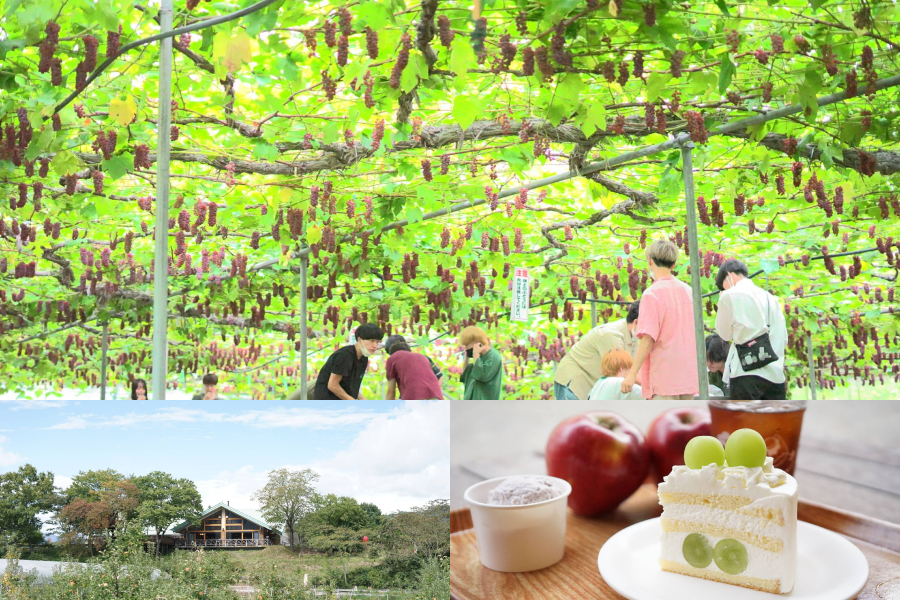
[151,0,174,400]
[680,142,710,400]
[808,333,816,400]
[590,301,598,329]
[100,321,109,400]
[299,254,309,400]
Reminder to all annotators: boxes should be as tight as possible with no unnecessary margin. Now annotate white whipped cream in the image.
[487,476,561,506]
[659,457,796,500]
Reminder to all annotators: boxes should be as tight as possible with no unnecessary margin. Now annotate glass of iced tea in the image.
[708,401,806,475]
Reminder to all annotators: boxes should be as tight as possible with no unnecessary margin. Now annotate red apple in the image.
[646,406,711,482]
[545,411,650,516]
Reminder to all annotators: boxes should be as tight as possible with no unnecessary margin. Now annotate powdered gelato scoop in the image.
[487,475,561,506]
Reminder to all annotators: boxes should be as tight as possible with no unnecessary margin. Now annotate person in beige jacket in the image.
[553,302,640,400]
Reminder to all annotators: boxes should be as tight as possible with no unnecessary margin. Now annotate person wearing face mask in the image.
[553,302,640,400]
[313,323,384,400]
[705,334,731,397]
[621,239,699,399]
[458,326,503,400]
[715,259,788,400]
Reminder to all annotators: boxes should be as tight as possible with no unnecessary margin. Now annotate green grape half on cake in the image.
[682,533,713,568]
[714,538,749,574]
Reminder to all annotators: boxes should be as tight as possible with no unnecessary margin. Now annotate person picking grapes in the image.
[458,326,503,400]
[384,341,443,400]
[705,334,731,397]
[586,349,645,400]
[313,323,384,400]
[621,239,699,399]
[554,302,640,400]
[714,259,788,400]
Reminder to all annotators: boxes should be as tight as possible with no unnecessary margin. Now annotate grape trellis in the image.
[1,0,899,399]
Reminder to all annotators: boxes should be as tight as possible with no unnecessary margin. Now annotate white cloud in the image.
[190,402,450,516]
[312,401,450,512]
[55,475,73,491]
[0,435,24,467]
[44,407,381,431]
[0,400,69,410]
[194,465,269,513]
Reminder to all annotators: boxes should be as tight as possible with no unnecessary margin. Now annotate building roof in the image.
[172,502,281,534]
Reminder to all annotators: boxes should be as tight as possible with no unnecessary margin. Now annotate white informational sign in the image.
[511,267,531,322]
[348,330,357,345]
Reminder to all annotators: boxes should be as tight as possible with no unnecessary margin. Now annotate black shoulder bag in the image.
[734,291,779,371]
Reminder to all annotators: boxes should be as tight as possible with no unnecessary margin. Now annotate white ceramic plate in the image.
[598,518,868,600]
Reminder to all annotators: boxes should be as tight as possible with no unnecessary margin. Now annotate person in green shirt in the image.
[458,326,503,400]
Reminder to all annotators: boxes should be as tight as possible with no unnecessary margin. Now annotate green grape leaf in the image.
[646,73,672,102]
[718,54,735,93]
[449,39,475,77]
[452,95,478,130]
[103,154,133,180]
[405,204,424,224]
[759,258,781,274]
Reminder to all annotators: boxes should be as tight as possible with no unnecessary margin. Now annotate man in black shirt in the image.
[313,323,384,399]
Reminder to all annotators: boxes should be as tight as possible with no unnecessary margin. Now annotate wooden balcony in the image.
[174,539,273,548]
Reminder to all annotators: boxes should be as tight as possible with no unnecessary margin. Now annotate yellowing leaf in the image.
[214,31,255,74]
[608,0,619,17]
[109,96,137,126]
[306,225,323,245]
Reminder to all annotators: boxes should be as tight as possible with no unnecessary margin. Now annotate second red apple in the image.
[646,406,711,482]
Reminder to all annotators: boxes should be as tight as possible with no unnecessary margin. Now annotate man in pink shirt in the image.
[621,239,699,399]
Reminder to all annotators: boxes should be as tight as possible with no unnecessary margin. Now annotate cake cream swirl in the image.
[659,456,794,501]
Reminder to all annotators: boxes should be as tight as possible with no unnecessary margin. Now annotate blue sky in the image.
[0,401,449,515]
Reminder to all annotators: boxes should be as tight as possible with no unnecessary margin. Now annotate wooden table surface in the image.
[451,400,900,524]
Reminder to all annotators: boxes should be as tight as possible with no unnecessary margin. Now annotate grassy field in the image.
[221,545,381,581]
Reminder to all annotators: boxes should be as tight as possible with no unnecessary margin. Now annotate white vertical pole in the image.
[808,333,816,400]
[590,301,597,328]
[680,142,710,400]
[151,0,174,399]
[300,254,308,399]
[100,321,109,399]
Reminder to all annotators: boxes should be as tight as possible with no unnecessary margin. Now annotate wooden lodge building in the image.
[164,502,290,549]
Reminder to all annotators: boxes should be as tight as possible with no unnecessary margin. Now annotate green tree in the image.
[380,499,449,561]
[64,469,126,503]
[251,468,319,551]
[132,471,202,557]
[360,501,384,527]
[0,465,58,549]
[316,494,371,530]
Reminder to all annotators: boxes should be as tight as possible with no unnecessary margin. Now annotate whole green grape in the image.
[724,428,767,468]
[684,436,726,469]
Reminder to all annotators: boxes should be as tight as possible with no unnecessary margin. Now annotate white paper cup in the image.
[464,475,572,573]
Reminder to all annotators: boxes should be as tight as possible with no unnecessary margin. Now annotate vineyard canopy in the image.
[1,0,899,399]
